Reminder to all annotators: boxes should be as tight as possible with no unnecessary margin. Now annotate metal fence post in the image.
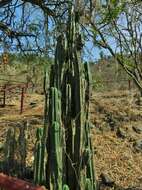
[20,87,25,114]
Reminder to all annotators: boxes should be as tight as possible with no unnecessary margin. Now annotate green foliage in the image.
[92,73,104,90]
[102,3,125,24]
[28,23,39,33]
[116,55,136,70]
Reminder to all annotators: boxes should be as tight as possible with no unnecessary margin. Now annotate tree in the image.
[0,0,70,54]
[84,0,142,94]
[3,0,142,95]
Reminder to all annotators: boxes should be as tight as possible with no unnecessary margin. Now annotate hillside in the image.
[90,58,134,92]
[0,89,142,189]
[0,57,141,189]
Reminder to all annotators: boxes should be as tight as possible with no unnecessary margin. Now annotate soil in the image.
[0,90,142,189]
[90,90,142,189]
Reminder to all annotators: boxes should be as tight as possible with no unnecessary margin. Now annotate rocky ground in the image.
[90,90,142,189]
[0,90,142,189]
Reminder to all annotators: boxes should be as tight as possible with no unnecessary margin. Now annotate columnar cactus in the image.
[18,121,27,177]
[63,184,70,190]
[3,124,28,177]
[4,128,16,174]
[46,87,63,190]
[45,4,96,190]
[34,128,46,185]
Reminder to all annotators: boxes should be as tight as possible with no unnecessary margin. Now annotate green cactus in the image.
[18,121,27,177]
[34,128,46,185]
[45,4,96,190]
[84,62,91,119]
[50,121,63,190]
[46,87,63,190]
[63,184,70,190]
[4,128,16,174]
[85,178,92,190]
[81,121,96,190]
[49,87,61,125]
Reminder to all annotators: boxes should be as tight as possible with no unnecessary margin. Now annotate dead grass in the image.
[91,90,142,188]
[92,131,142,188]
[0,90,142,188]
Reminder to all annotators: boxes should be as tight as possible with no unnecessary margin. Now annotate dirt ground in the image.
[90,90,142,189]
[0,90,142,189]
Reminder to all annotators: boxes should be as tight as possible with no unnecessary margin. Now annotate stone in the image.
[135,96,142,106]
[133,140,142,152]
[29,102,37,108]
[100,173,114,187]
[29,118,41,125]
[126,188,142,190]
[128,134,137,142]
[116,127,127,139]
[132,126,142,134]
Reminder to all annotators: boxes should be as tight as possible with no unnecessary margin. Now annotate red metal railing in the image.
[0,173,45,190]
[0,82,33,114]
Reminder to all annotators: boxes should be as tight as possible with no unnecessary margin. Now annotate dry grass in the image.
[0,90,142,188]
[92,131,142,188]
[91,90,142,188]
[0,93,44,166]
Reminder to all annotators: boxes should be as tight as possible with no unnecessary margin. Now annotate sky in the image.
[0,1,111,62]
[83,40,110,62]
[17,2,109,62]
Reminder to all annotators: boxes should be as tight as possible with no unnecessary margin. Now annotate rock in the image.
[105,113,117,130]
[128,134,137,142]
[29,118,41,125]
[89,123,95,129]
[29,102,37,107]
[126,187,142,190]
[100,173,114,187]
[132,126,142,134]
[116,127,127,139]
[133,140,142,152]
[135,97,142,106]
[93,146,97,154]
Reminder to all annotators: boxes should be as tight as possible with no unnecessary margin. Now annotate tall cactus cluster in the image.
[43,5,96,190]
[0,4,96,190]
[3,128,16,174]
[2,121,28,177]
